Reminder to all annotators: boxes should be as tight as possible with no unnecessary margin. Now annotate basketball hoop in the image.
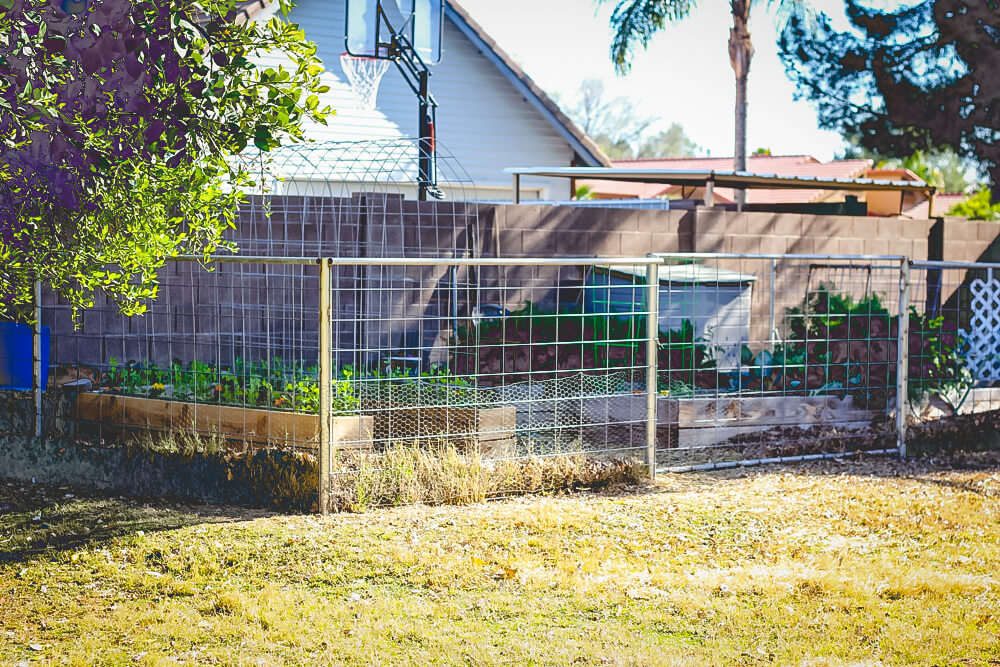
[340,52,391,111]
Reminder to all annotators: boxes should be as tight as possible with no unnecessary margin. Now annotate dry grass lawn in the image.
[1,456,999,666]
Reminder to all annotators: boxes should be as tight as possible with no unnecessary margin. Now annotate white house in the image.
[240,0,608,201]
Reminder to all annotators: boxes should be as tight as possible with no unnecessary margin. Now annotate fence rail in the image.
[5,253,1000,512]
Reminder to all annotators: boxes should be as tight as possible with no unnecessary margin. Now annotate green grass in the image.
[1,456,999,665]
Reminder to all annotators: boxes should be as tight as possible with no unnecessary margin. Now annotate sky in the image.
[458,0,857,161]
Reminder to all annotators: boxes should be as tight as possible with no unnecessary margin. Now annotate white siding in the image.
[252,0,573,199]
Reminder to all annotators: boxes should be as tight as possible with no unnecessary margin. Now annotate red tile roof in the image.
[904,193,968,219]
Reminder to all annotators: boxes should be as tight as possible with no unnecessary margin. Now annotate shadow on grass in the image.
[661,449,1000,494]
[0,478,280,564]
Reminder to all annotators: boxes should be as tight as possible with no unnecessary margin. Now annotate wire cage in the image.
[221,139,484,374]
[32,139,488,448]
[234,137,480,257]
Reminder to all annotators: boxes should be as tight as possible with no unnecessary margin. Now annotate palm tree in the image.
[603,0,808,206]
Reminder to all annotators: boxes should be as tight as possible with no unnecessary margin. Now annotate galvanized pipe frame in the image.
[645,259,660,481]
[652,252,908,262]
[649,251,911,472]
[912,260,1000,269]
[662,448,901,474]
[33,278,42,439]
[897,258,910,458]
[176,255,665,267]
[318,260,333,515]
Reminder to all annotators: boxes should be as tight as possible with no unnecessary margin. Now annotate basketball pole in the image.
[417,70,436,202]
[376,2,441,201]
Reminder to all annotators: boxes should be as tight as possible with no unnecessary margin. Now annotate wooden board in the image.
[368,403,516,457]
[672,395,878,429]
[958,388,1000,415]
[72,393,373,450]
[677,421,877,449]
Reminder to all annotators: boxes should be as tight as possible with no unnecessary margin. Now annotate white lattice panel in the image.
[962,277,1000,381]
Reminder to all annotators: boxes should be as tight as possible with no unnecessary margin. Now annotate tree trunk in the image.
[729,1,754,209]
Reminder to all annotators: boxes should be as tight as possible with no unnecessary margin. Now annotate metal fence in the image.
[10,252,1000,511]
[650,253,908,471]
[17,258,327,451]
[316,257,660,512]
[9,255,660,511]
[906,260,1000,428]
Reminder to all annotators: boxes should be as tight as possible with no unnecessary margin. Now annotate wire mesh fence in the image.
[650,253,907,471]
[6,256,660,509]
[12,252,1000,509]
[906,260,1000,429]
[322,257,659,462]
[25,258,328,452]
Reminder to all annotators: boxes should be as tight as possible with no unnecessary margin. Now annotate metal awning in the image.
[504,166,935,206]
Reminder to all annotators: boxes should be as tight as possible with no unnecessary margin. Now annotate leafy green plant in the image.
[97,357,482,415]
[105,358,146,396]
[759,286,972,403]
[907,311,973,410]
[947,188,1000,221]
[0,0,332,320]
[455,300,714,388]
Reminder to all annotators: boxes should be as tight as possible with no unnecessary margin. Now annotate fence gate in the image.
[652,253,907,472]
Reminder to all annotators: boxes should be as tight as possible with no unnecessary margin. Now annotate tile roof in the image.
[903,193,968,219]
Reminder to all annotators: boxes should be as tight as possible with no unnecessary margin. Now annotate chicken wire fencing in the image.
[234,139,481,259]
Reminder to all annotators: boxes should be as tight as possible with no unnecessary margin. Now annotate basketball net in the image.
[340,52,391,111]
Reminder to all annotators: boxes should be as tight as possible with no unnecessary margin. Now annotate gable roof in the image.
[444,2,610,168]
[232,0,610,168]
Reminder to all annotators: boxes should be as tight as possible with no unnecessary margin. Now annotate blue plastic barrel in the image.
[0,323,50,391]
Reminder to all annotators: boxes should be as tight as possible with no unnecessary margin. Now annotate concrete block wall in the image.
[939,217,1000,263]
[482,205,690,257]
[692,209,935,259]
[43,195,1000,377]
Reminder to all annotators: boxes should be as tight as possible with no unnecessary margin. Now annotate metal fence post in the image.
[896,257,911,459]
[318,258,332,515]
[645,258,660,481]
[33,278,42,439]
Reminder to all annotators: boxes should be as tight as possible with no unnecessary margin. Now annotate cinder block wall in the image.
[43,196,1000,374]
[938,216,1000,263]
[691,209,934,259]
[483,205,691,257]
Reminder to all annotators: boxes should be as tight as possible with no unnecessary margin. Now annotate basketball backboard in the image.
[346,0,443,64]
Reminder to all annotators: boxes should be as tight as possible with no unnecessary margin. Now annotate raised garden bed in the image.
[666,394,882,448]
[367,402,516,458]
[72,392,373,451]
[909,387,1000,422]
